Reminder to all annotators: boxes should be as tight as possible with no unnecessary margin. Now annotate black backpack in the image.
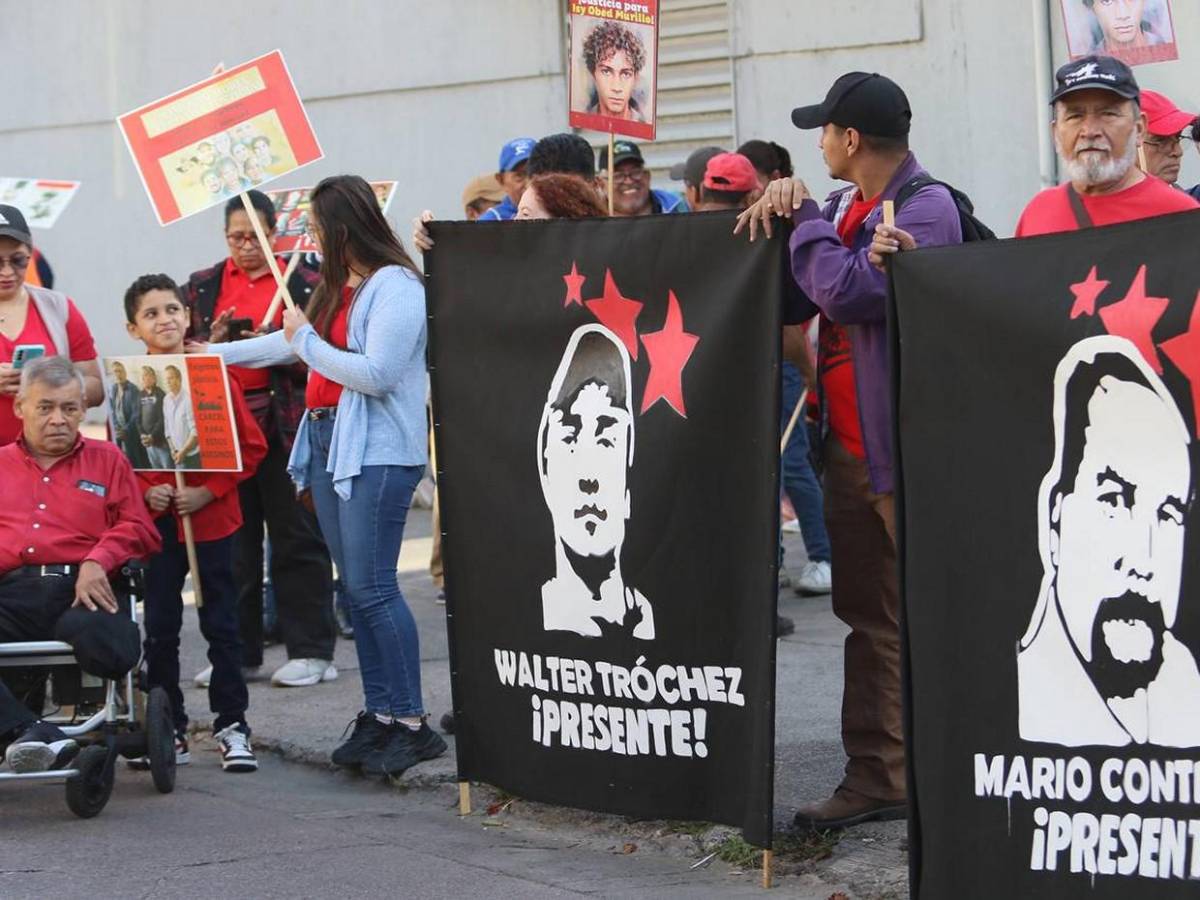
[894,175,996,242]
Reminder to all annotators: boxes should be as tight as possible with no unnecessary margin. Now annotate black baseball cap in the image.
[1050,55,1140,105]
[598,139,643,170]
[0,205,32,246]
[669,146,725,185]
[791,72,912,138]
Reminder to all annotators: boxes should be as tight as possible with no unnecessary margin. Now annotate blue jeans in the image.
[781,362,831,563]
[144,444,173,469]
[307,416,425,717]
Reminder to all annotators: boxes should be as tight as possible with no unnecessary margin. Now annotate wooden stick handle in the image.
[761,848,773,889]
[174,470,203,608]
[1137,144,1148,172]
[607,131,615,216]
[882,199,896,228]
[779,388,809,456]
[458,782,471,816]
[260,250,303,329]
[240,192,297,312]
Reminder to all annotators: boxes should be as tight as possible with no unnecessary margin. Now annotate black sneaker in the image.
[439,712,455,735]
[4,722,79,773]
[361,722,447,777]
[331,712,389,768]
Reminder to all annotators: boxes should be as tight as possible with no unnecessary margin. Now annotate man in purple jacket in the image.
[737,72,963,829]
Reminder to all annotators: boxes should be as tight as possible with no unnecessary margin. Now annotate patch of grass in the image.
[715,835,763,868]
[665,820,712,837]
[775,828,841,863]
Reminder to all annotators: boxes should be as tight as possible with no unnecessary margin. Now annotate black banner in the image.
[892,210,1200,897]
[427,213,781,846]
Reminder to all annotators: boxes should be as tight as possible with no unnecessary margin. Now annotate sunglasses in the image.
[0,253,30,274]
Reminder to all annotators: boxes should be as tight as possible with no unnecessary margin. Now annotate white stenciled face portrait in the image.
[540,328,634,559]
[544,381,632,557]
[1052,372,1191,699]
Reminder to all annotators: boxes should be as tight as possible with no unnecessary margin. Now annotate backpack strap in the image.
[1066,186,1094,229]
[895,175,968,213]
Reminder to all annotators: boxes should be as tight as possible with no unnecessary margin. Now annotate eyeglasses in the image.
[0,253,30,274]
[225,231,262,247]
[609,166,647,184]
[1143,135,1184,150]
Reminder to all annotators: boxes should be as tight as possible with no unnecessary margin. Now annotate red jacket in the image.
[137,376,266,542]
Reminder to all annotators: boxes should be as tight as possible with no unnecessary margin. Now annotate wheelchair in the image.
[0,563,176,818]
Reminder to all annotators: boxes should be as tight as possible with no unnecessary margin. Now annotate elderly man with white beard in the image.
[1016,55,1197,236]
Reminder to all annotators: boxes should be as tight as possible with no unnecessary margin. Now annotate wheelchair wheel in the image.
[145,687,176,794]
[65,745,114,819]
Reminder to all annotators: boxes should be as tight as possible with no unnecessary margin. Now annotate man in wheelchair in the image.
[0,357,160,773]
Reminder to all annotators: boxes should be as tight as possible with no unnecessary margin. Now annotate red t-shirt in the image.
[0,297,98,445]
[818,193,877,459]
[1015,176,1198,237]
[213,257,286,391]
[304,287,352,410]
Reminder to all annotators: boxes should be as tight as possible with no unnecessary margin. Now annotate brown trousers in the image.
[824,437,905,801]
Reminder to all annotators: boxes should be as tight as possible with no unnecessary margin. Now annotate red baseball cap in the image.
[1141,90,1197,137]
[702,153,759,192]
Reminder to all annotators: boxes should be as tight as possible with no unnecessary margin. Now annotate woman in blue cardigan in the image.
[207,175,444,777]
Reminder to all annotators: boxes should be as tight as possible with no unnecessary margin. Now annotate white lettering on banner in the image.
[494,649,741,760]
[973,752,1200,882]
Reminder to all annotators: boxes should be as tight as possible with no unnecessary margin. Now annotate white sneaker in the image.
[794,560,833,596]
[271,658,338,688]
[194,664,261,688]
[214,724,258,773]
[781,517,801,534]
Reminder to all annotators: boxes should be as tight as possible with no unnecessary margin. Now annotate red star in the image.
[562,262,585,308]
[585,269,643,360]
[640,291,699,417]
[1160,290,1200,437]
[1069,266,1109,319]
[1099,265,1169,373]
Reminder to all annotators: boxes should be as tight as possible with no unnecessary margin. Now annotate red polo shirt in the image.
[0,436,161,574]
[213,257,287,391]
[136,376,267,542]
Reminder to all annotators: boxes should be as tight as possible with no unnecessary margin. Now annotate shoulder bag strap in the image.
[1066,187,1094,229]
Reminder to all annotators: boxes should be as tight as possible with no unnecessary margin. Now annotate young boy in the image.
[123,273,266,772]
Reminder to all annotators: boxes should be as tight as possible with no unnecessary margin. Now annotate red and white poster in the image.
[1061,0,1179,67]
[265,180,397,254]
[101,354,243,472]
[568,1,659,141]
[117,51,323,225]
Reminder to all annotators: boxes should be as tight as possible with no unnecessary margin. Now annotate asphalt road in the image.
[2,749,830,899]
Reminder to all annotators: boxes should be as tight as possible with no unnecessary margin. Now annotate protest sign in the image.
[101,354,242,473]
[891,210,1200,897]
[117,51,322,225]
[0,178,81,229]
[427,212,780,847]
[265,180,397,254]
[1061,0,1179,66]
[568,1,659,141]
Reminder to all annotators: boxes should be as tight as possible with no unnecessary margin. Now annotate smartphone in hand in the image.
[11,344,45,369]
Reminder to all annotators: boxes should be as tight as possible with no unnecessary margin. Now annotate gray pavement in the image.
[7,508,907,899]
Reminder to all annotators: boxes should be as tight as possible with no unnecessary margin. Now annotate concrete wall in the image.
[3,0,1197,366]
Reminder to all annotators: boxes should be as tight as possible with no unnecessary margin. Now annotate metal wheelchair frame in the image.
[0,564,175,817]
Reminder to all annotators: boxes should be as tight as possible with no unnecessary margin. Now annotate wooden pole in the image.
[779,388,809,455]
[458,781,471,816]
[607,131,615,216]
[882,199,896,228]
[239,192,297,313]
[174,470,204,608]
[1137,144,1148,172]
[761,849,773,889]
[259,250,303,329]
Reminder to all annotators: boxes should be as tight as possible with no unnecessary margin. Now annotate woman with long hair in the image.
[199,174,444,777]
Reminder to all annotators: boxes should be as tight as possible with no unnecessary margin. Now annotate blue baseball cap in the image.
[499,138,536,173]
